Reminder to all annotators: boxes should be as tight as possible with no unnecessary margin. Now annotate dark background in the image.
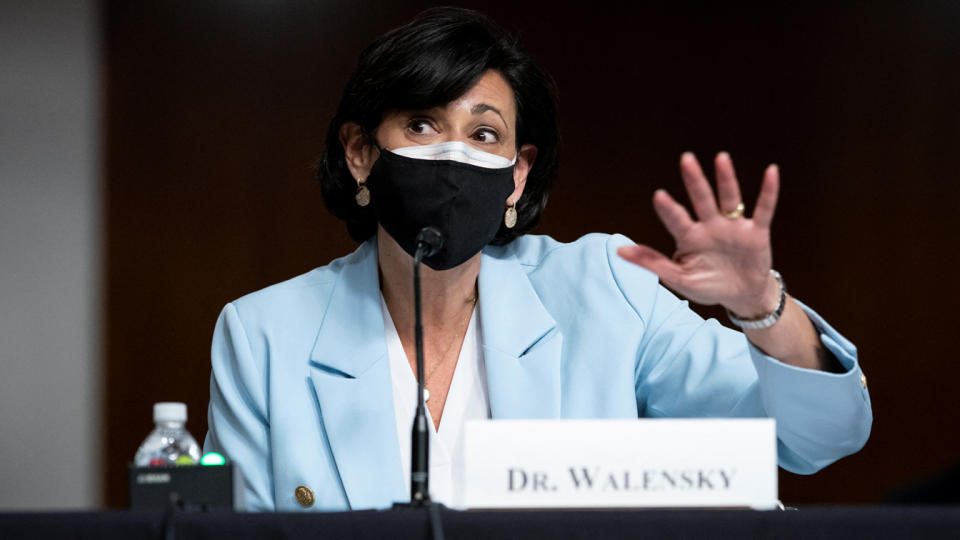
[103,1,960,507]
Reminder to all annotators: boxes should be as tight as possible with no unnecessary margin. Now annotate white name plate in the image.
[464,419,777,510]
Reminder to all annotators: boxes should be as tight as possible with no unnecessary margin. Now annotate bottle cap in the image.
[153,402,187,423]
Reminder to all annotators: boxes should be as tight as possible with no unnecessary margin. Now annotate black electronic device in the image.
[129,464,243,511]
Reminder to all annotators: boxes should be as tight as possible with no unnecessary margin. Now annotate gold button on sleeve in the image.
[295,485,315,508]
[860,373,868,389]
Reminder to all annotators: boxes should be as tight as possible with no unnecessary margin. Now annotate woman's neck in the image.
[377,227,479,336]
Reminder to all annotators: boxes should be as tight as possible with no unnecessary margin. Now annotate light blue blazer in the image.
[204,233,872,512]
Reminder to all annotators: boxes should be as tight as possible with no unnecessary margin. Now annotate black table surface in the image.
[2,506,959,540]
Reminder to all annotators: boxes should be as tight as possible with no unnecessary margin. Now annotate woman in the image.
[204,8,871,512]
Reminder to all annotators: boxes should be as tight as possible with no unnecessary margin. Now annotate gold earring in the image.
[504,201,518,228]
[355,178,370,207]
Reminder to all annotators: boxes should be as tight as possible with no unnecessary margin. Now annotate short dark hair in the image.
[317,7,560,245]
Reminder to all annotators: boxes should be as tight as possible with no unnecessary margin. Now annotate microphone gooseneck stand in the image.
[411,235,431,505]
[392,227,446,540]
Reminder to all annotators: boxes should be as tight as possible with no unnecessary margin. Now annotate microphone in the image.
[392,227,448,539]
[415,227,443,260]
[410,227,443,505]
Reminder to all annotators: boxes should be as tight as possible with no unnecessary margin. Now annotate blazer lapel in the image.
[307,239,406,509]
[479,246,563,419]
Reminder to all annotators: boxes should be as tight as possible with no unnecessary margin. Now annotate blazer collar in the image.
[308,238,406,510]
[310,238,561,375]
[309,238,384,377]
[306,238,563,510]
[479,244,563,419]
[478,244,558,358]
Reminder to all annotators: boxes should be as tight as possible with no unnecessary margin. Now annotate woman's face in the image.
[341,69,537,204]
[377,69,519,162]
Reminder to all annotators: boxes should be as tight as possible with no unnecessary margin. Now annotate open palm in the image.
[618,152,779,318]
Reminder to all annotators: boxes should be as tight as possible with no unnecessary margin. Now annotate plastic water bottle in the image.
[133,402,202,467]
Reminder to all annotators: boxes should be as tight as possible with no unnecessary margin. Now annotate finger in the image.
[752,164,780,229]
[652,189,695,239]
[679,152,718,220]
[617,244,686,286]
[714,152,743,215]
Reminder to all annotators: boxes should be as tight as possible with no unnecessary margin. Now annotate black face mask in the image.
[366,147,516,271]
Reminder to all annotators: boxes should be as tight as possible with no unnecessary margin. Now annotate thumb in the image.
[617,244,683,286]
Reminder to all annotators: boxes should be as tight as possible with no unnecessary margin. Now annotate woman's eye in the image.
[407,119,437,135]
[473,128,500,143]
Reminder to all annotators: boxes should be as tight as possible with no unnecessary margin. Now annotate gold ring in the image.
[723,203,745,219]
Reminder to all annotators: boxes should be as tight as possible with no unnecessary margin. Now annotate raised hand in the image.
[617,152,780,318]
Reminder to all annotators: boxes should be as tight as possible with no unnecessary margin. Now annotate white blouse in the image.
[379,295,491,509]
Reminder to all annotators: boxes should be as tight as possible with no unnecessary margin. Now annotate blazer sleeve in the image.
[604,234,873,474]
[203,302,275,511]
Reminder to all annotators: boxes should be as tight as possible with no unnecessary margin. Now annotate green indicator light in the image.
[201,452,226,466]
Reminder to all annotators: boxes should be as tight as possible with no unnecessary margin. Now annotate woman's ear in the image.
[509,143,538,204]
[339,122,378,180]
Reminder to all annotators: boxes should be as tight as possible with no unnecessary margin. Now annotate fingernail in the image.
[718,151,730,159]
[681,151,694,161]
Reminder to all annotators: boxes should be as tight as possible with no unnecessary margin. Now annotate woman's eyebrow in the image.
[471,103,506,126]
